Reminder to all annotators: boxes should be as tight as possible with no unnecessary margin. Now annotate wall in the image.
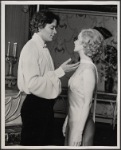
[48,8,117,91]
[5,5,29,78]
[4,6,117,126]
[5,6,117,92]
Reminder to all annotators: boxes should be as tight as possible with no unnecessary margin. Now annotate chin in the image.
[49,37,53,41]
[74,49,78,52]
[47,39,52,42]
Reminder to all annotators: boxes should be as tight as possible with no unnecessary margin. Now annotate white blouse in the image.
[17,33,65,99]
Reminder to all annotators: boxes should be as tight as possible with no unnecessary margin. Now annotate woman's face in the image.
[39,19,57,42]
[74,36,82,52]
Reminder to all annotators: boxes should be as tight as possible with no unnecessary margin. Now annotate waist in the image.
[23,94,55,109]
[21,94,55,117]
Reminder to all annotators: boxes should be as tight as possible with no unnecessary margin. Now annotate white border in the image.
[1,0,6,148]
[1,1,120,5]
[117,1,120,149]
[1,1,120,149]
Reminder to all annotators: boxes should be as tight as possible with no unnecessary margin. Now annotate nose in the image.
[54,28,57,34]
[74,36,78,41]
[74,40,77,44]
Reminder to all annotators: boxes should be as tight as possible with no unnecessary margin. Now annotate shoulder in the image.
[23,39,37,51]
[82,64,96,80]
[80,63,96,74]
[20,39,38,57]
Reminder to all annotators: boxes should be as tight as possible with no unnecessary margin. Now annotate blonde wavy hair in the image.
[78,29,104,57]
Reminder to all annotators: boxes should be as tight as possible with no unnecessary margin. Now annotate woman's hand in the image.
[60,58,80,73]
[62,121,67,137]
[62,116,68,137]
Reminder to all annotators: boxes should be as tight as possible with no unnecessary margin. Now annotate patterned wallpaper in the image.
[48,9,117,91]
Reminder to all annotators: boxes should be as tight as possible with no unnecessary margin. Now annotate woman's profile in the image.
[62,28,104,146]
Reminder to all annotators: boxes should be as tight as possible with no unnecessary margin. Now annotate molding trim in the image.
[49,8,117,17]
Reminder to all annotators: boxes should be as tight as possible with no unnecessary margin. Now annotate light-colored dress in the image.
[66,59,98,145]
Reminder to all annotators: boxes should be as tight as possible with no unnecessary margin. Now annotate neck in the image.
[37,32,46,43]
[79,53,92,62]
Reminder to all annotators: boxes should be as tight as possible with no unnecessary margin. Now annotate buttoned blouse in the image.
[17,33,65,99]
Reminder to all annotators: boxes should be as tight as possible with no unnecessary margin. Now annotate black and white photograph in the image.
[1,1,120,149]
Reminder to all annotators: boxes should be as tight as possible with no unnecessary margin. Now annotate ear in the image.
[38,26,43,32]
[38,23,44,30]
[38,27,41,32]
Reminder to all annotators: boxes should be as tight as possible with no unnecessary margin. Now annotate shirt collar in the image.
[32,33,47,48]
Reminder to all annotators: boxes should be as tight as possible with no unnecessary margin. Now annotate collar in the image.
[32,33,47,48]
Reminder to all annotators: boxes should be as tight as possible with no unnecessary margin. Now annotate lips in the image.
[48,35,53,41]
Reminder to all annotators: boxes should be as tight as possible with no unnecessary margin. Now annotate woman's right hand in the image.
[62,116,68,137]
[60,58,80,73]
[62,121,67,137]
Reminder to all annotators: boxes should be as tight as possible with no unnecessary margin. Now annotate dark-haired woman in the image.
[18,10,79,146]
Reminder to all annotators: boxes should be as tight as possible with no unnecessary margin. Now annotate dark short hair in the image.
[30,10,60,34]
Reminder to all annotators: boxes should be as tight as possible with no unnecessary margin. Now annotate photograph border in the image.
[1,1,120,149]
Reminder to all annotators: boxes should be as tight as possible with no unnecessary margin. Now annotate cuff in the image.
[54,67,65,78]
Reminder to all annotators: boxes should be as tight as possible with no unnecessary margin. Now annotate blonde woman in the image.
[62,28,104,146]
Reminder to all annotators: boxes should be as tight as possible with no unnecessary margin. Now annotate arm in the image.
[21,46,63,99]
[20,45,79,99]
[69,69,96,146]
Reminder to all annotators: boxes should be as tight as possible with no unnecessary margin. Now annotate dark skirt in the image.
[20,94,55,146]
